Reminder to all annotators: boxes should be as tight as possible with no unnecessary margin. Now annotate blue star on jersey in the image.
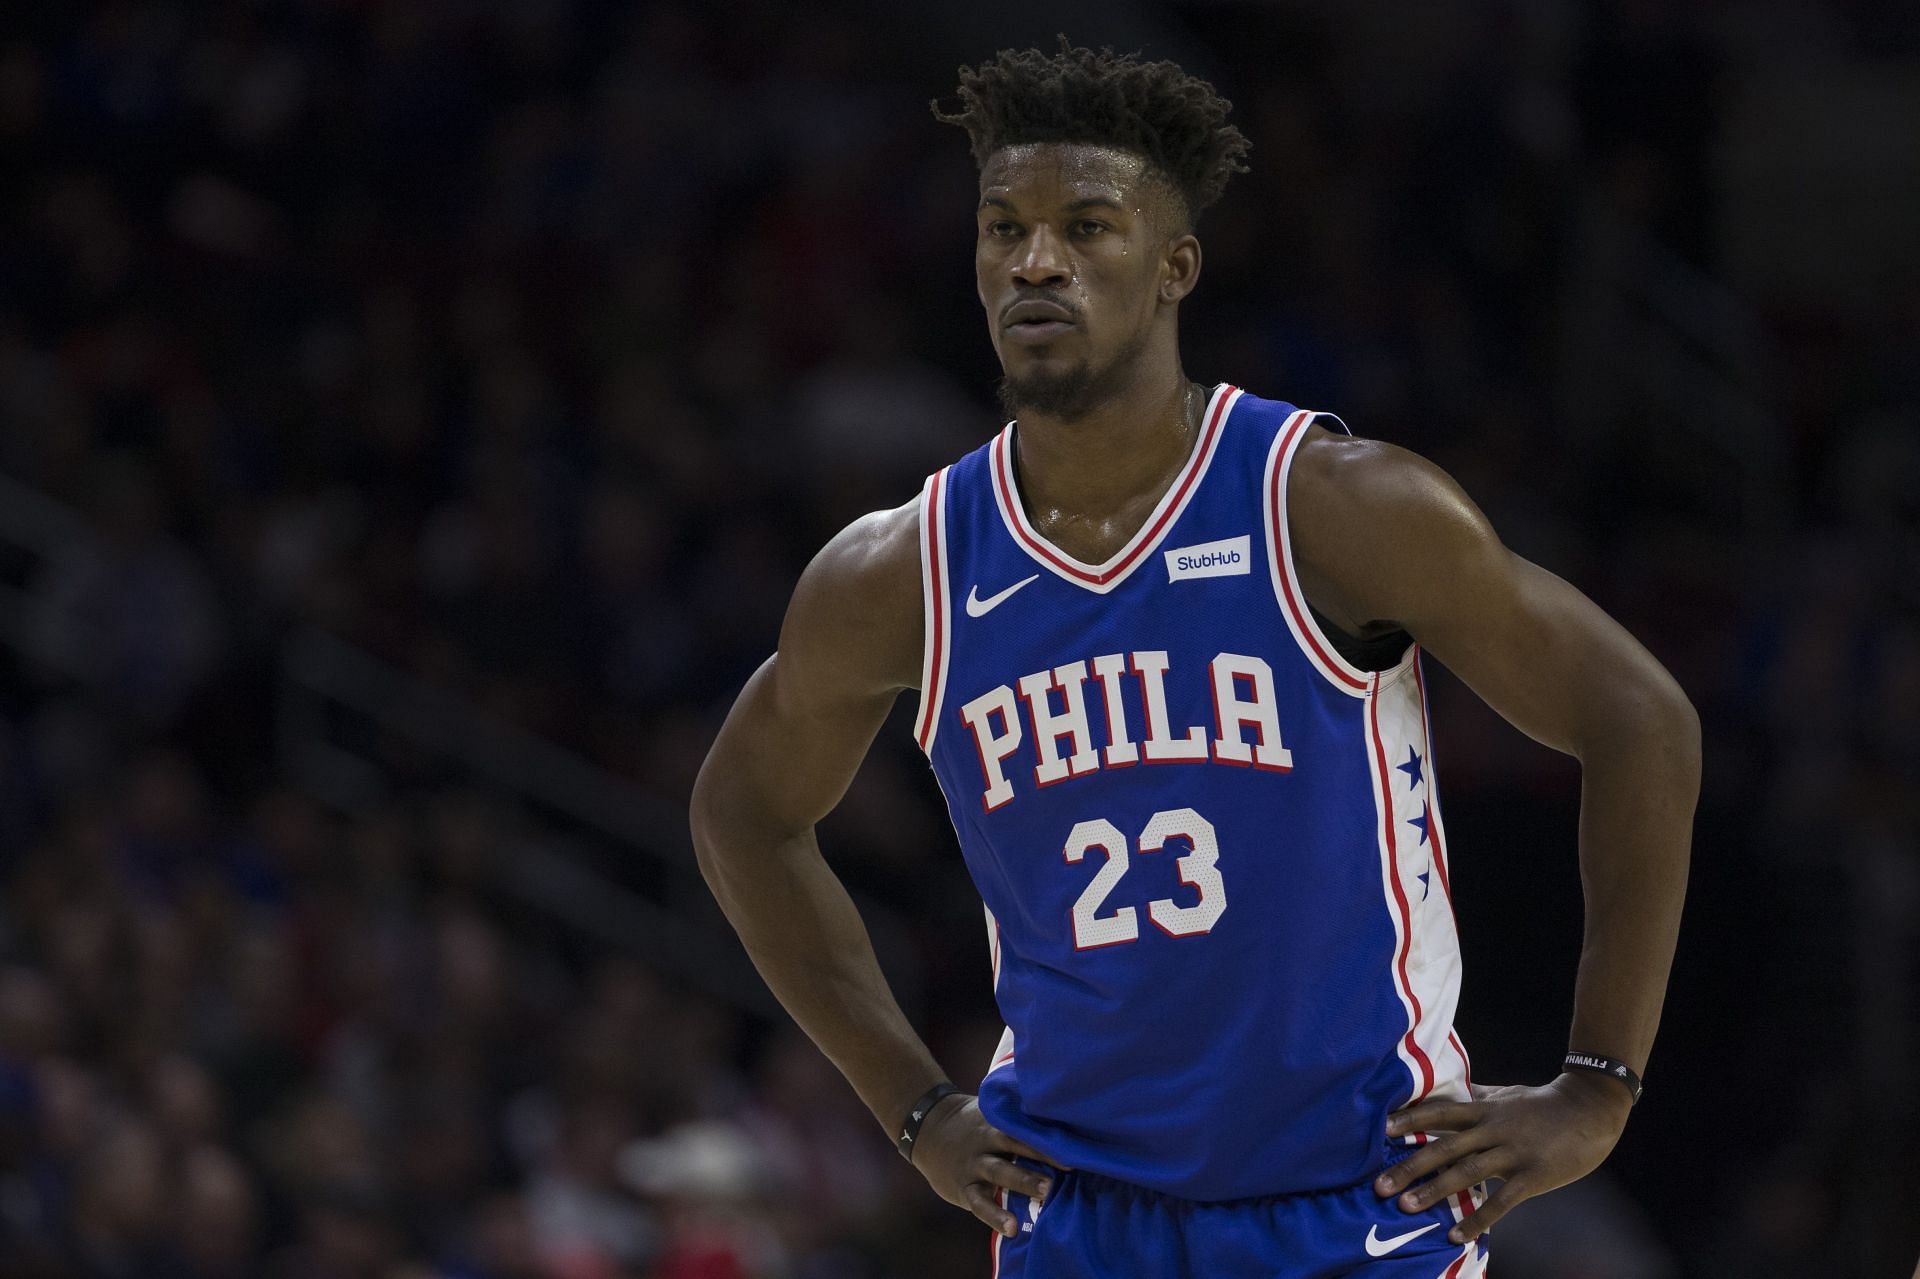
[1400,748,1431,847]
[1397,745,1424,787]
[1407,799,1432,846]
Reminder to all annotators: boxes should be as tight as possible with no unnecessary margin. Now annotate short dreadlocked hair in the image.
[931,37,1251,227]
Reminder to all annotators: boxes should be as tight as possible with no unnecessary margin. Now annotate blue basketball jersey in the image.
[913,384,1475,1205]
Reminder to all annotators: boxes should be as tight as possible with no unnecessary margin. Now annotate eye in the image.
[1074,220,1109,237]
[985,220,1019,238]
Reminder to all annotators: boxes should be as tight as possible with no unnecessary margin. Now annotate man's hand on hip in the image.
[1372,1073,1634,1243]
[911,1093,1071,1238]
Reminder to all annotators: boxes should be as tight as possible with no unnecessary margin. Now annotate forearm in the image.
[1566,701,1701,1074]
[694,810,947,1135]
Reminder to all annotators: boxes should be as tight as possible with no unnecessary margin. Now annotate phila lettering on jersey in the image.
[913,385,1478,1213]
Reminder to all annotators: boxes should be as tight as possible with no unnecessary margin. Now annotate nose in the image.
[1011,222,1070,288]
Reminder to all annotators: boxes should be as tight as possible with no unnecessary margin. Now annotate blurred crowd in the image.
[0,2,1915,1276]
[0,766,937,1279]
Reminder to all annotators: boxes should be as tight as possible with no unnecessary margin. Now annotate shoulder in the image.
[804,497,922,601]
[781,495,925,696]
[1290,424,1490,547]
[1287,423,1503,629]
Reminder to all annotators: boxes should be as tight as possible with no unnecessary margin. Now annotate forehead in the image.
[978,142,1155,205]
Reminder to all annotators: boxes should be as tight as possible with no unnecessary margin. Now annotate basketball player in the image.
[691,42,1699,1277]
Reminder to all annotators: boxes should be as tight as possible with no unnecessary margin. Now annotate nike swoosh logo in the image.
[1365,1222,1441,1257]
[965,574,1039,618]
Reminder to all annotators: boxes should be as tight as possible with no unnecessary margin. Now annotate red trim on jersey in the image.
[1268,412,1371,692]
[1412,650,1455,904]
[990,1186,1004,1276]
[988,913,1013,1073]
[1429,817,1454,902]
[1372,673,1436,1098]
[992,385,1235,586]
[915,470,948,750]
[1450,1031,1473,1085]
[1441,1248,1470,1279]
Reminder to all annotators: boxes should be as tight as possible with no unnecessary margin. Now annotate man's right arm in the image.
[689,499,1058,1236]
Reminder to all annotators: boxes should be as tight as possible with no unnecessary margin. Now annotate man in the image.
[691,40,1698,1277]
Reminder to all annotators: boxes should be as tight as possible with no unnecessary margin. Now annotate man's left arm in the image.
[1288,430,1702,1244]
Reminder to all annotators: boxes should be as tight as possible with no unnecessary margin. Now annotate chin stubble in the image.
[996,327,1152,422]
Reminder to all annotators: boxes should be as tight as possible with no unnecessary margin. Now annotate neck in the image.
[1009,350,1205,552]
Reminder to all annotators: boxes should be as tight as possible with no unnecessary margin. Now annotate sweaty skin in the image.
[690,142,1699,1245]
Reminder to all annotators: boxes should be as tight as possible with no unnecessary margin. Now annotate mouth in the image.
[1004,318,1076,343]
[1002,298,1078,341]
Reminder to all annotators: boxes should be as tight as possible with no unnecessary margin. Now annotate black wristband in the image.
[895,1082,961,1162]
[1563,1052,1643,1103]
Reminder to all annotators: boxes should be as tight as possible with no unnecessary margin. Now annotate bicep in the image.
[708,651,901,835]
[1300,440,1692,757]
[1407,545,1689,758]
[696,509,922,836]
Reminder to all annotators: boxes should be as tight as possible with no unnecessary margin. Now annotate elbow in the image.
[1580,679,1702,785]
[1651,677,1702,776]
[1640,688,1704,793]
[1674,692,1702,764]
[1675,694,1704,792]
[688,755,729,888]
[687,750,782,909]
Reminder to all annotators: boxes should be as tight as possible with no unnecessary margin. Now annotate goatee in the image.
[996,331,1149,422]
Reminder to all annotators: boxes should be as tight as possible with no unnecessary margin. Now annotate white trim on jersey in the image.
[1364,664,1473,1127]
[985,903,1016,1076]
[914,467,953,755]
[986,1024,1016,1076]
[1365,667,1430,1106]
[1262,409,1416,697]
[985,901,1002,989]
[989,383,1240,595]
[1414,650,1478,1106]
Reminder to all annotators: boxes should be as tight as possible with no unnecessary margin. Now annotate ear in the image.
[1159,232,1202,306]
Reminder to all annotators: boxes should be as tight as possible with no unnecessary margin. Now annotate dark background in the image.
[0,2,1916,1276]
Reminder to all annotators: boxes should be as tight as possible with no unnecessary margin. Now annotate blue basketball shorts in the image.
[988,1143,1490,1278]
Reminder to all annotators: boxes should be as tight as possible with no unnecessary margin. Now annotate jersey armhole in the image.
[913,467,953,754]
[1262,410,1414,696]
